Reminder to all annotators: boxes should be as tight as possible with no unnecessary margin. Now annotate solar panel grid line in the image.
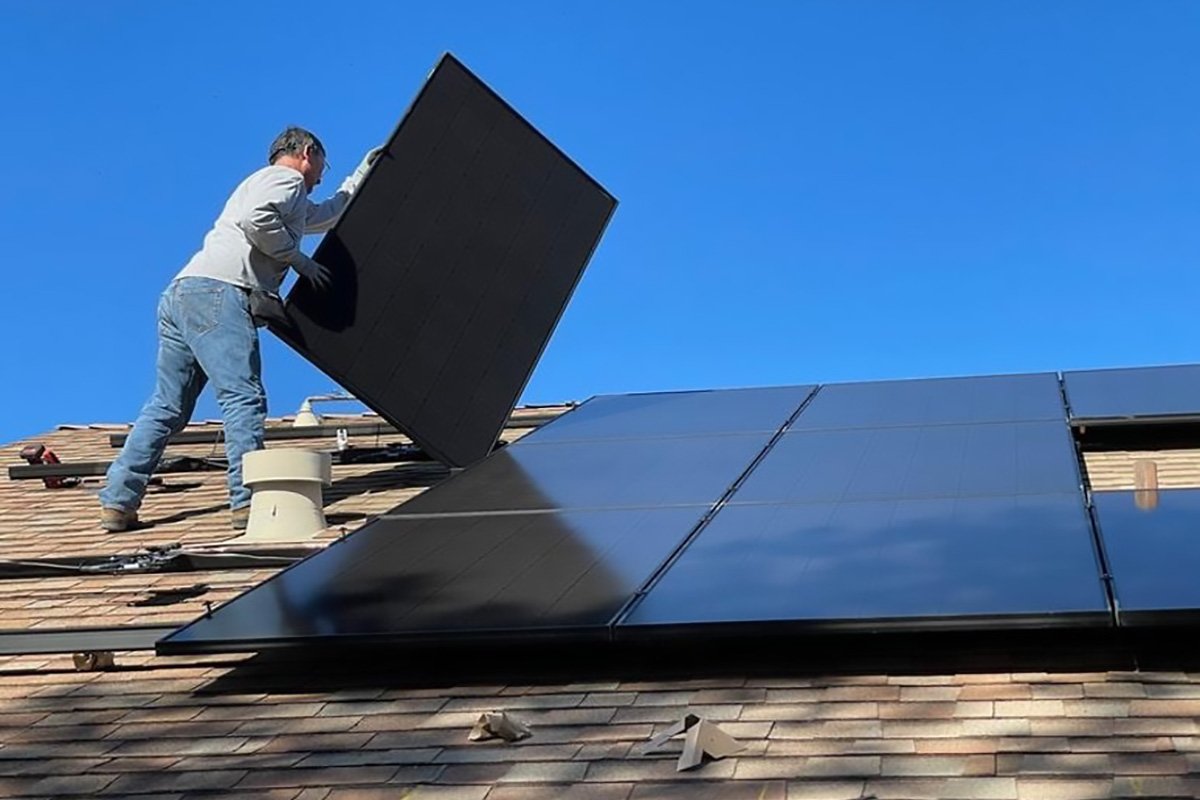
[609,385,824,629]
[1055,371,1120,627]
[378,503,729,520]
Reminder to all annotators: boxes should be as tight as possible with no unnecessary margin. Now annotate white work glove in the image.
[340,145,386,195]
[292,254,332,290]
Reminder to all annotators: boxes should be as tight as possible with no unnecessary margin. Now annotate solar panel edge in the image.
[439,53,619,204]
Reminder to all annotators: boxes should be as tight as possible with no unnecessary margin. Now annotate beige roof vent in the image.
[226,449,332,544]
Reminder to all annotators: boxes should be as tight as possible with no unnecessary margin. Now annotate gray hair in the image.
[268,127,325,164]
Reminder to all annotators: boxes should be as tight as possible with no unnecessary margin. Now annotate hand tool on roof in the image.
[18,444,80,489]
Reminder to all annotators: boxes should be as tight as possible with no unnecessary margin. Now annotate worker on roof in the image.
[99,127,383,532]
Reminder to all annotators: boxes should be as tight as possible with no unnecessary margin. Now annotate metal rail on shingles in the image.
[0,625,179,656]
[105,412,566,448]
[1059,372,1121,628]
[608,386,824,633]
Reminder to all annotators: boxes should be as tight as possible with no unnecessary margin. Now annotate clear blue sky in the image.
[2,1,1197,444]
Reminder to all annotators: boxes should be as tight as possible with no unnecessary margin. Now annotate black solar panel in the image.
[1092,489,1200,625]
[728,421,1082,505]
[622,494,1109,632]
[791,373,1065,430]
[157,375,1121,656]
[518,385,815,444]
[273,54,617,466]
[159,506,709,652]
[1063,364,1200,422]
[391,433,775,514]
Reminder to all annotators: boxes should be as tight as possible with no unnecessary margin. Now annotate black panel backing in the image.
[272,54,616,466]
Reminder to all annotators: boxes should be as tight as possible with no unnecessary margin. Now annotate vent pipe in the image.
[225,449,332,544]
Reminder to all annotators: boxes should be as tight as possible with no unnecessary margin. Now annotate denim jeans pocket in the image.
[175,286,224,338]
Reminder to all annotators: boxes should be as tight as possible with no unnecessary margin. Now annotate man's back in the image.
[176,164,310,293]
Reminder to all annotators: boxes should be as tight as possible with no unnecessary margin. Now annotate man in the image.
[99,127,382,532]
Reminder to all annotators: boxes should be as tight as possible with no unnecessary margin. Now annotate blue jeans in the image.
[101,277,267,512]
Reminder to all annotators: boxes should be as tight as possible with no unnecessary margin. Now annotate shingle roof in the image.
[2,410,1199,799]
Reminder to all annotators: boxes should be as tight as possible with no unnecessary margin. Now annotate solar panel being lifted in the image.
[273,54,617,467]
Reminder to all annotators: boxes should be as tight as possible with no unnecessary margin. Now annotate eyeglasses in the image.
[311,151,329,175]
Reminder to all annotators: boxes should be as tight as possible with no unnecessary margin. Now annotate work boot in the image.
[231,506,250,531]
[100,507,138,532]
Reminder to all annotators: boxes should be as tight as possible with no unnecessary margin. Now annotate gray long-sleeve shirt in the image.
[175,164,357,293]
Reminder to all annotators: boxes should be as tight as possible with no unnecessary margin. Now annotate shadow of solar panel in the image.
[622,495,1109,633]
[1092,489,1200,626]
[392,433,776,515]
[1064,364,1200,422]
[728,421,1082,505]
[272,54,617,466]
[159,506,710,653]
[517,385,816,445]
[792,373,1065,430]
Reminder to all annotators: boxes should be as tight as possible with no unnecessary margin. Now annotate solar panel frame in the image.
[1063,364,1200,424]
[271,53,617,467]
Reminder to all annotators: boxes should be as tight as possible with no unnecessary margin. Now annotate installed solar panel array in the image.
[162,366,1200,655]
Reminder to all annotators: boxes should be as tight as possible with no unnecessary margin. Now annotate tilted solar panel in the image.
[273,54,617,466]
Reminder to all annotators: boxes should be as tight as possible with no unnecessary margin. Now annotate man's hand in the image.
[352,146,385,183]
[365,145,386,167]
[293,257,332,290]
[338,145,387,197]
